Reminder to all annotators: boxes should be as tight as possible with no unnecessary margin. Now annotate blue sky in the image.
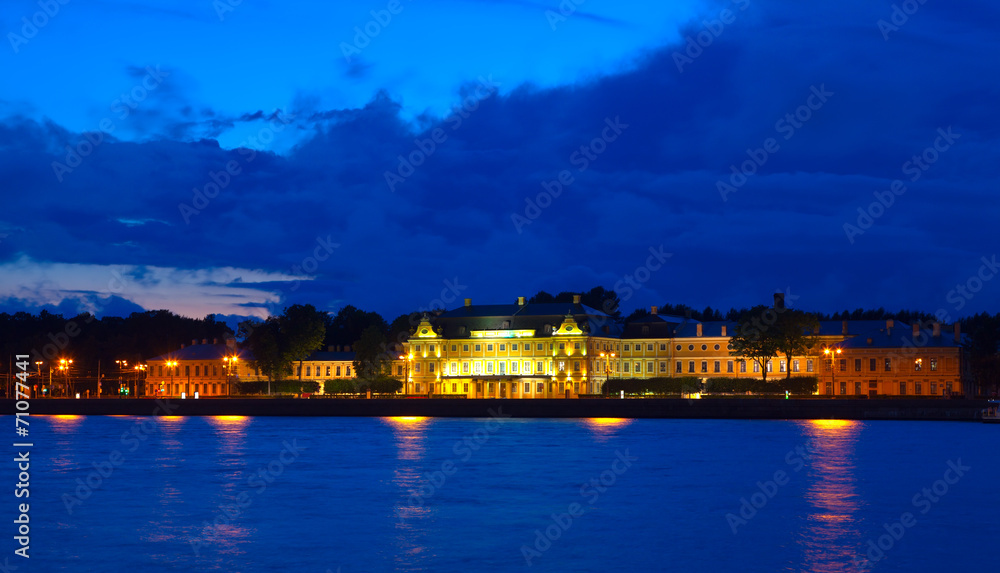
[1,0,998,324]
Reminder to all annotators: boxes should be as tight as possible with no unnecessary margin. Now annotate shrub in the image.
[703,376,818,395]
[603,377,702,395]
[324,379,357,394]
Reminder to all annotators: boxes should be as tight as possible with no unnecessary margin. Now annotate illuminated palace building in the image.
[400,297,969,398]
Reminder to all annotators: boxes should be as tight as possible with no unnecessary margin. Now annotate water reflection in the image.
[796,419,864,572]
[382,417,433,568]
[582,417,634,441]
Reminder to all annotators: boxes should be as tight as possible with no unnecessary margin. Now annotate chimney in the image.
[192,339,198,346]
[886,319,893,334]
[842,321,848,335]
[573,294,581,304]
[464,298,471,307]
[933,322,941,337]
[518,296,525,306]
[202,338,208,345]
[773,292,785,311]
[651,306,658,315]
[213,338,219,344]
[328,346,334,352]
[721,325,727,336]
[954,323,961,343]
[696,323,703,337]
[913,323,920,337]
[344,345,351,352]
[180,343,185,349]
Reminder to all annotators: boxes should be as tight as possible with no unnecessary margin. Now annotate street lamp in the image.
[166,360,178,396]
[398,354,413,394]
[822,347,842,394]
[58,358,73,397]
[598,352,615,394]
[223,355,238,397]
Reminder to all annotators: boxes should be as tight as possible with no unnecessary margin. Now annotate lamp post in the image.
[58,358,73,397]
[598,352,615,395]
[223,355,238,397]
[398,354,413,394]
[822,347,842,395]
[166,360,177,396]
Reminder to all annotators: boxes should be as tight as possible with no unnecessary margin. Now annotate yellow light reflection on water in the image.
[796,419,864,572]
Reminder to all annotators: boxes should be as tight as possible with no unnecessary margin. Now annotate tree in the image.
[775,310,821,379]
[728,305,782,382]
[353,325,393,383]
[280,304,327,381]
[240,318,288,382]
[324,305,388,348]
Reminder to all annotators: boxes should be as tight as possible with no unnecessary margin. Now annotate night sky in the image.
[1,0,997,324]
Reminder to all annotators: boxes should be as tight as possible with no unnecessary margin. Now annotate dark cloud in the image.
[1,0,998,321]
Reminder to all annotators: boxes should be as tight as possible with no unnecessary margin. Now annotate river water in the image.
[15,415,998,572]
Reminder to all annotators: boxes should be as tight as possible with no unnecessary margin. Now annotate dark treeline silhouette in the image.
[0,310,232,380]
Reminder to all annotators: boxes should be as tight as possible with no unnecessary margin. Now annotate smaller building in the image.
[294,346,357,393]
[146,338,254,397]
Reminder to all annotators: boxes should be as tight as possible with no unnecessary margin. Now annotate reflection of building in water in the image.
[797,419,864,573]
[583,418,633,441]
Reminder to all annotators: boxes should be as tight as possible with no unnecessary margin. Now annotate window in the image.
[869,358,877,371]
[476,382,482,392]
[558,361,565,372]
[488,382,494,392]
[660,344,666,351]
[463,344,469,351]
[524,382,530,393]
[915,382,922,395]
[727,361,734,373]
[559,382,565,393]
[158,365,163,377]
[397,366,403,376]
[511,383,518,393]
[499,362,505,374]
[753,362,760,373]
[326,366,331,376]
[574,361,581,371]
[346,366,351,376]
[195,366,200,376]
[537,344,543,350]
[660,362,666,373]
[575,343,581,350]
[766,361,773,373]
[185,366,191,377]
[840,381,847,395]
[623,362,630,373]
[451,345,457,351]
[464,383,469,392]
[714,344,720,351]
[463,362,470,374]
[930,383,937,394]
[779,360,786,373]
[415,363,421,373]
[825,382,833,395]
[854,358,861,371]
[899,381,906,395]
[930,358,938,371]
[647,344,653,351]
[688,345,694,351]
[304,366,310,377]
[701,361,708,373]
[884,358,892,372]
[499,344,505,351]
[806,359,813,372]
[451,383,457,392]
[701,344,707,351]
[512,362,518,374]
[624,344,630,351]
[451,362,457,375]
[839,359,847,372]
[714,361,720,373]
[336,366,341,376]
[647,362,653,373]
[524,360,530,372]
[512,343,518,350]
[915,359,922,371]
[574,382,579,393]
[415,345,421,352]
[487,344,493,351]
[676,345,682,351]
[429,344,435,352]
[792,360,799,373]
[676,361,682,373]
[486,362,493,374]
[855,382,862,395]
[688,361,695,373]
[537,361,543,372]
[475,344,481,352]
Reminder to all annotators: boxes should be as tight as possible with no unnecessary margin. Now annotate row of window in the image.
[412,360,576,376]
[157,383,224,395]
[413,342,582,354]
[410,381,585,394]
[298,365,352,377]
[157,364,219,377]
[824,380,953,395]
[834,358,939,372]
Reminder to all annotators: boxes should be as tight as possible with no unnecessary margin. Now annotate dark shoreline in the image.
[1,397,992,421]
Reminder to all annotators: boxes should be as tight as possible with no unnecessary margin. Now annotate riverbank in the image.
[1,397,992,420]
